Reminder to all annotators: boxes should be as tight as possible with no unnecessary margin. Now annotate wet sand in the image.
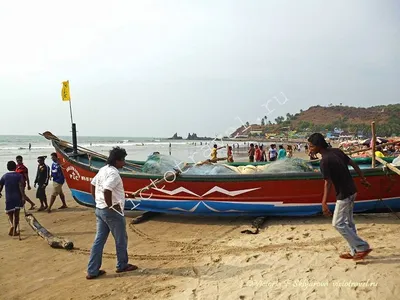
[1,186,400,300]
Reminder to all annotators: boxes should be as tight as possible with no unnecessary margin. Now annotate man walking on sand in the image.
[86,147,137,279]
[0,161,25,236]
[47,153,67,213]
[308,133,372,261]
[15,155,36,210]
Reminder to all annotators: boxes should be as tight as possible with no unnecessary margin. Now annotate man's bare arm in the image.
[104,189,113,208]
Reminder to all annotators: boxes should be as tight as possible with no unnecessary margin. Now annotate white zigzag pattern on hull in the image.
[152,187,200,197]
[201,186,261,197]
[152,186,261,198]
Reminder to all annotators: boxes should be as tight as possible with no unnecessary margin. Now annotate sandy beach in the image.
[1,186,399,300]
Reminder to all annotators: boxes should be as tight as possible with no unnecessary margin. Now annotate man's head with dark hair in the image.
[250,143,254,147]
[16,155,23,163]
[376,146,382,152]
[37,156,46,165]
[307,133,329,154]
[51,152,58,162]
[279,145,283,149]
[107,147,127,169]
[213,144,217,149]
[7,161,16,171]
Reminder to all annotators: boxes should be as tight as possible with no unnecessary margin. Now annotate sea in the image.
[0,135,250,176]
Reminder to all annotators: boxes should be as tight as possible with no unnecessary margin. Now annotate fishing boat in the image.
[43,132,400,216]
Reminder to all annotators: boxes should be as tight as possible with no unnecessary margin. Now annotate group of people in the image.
[247,143,300,162]
[357,143,400,158]
[0,153,67,236]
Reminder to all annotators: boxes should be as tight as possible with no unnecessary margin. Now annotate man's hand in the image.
[34,183,37,188]
[322,202,332,217]
[27,185,31,190]
[42,184,46,188]
[361,177,371,188]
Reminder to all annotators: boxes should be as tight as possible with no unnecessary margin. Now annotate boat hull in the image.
[53,141,400,216]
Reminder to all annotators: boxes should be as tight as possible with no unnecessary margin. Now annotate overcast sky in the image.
[0,0,399,137]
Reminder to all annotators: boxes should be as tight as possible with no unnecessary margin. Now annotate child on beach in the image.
[15,155,36,210]
[0,161,25,236]
[34,156,50,211]
[227,146,234,163]
[210,144,225,163]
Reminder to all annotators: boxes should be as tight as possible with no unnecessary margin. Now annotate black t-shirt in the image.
[320,148,357,200]
[35,164,50,186]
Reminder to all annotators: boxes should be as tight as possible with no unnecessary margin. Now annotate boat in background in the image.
[43,132,400,217]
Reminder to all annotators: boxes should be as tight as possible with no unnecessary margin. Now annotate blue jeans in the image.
[87,208,129,276]
[332,193,370,255]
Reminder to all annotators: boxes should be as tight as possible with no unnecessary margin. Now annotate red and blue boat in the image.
[44,132,400,216]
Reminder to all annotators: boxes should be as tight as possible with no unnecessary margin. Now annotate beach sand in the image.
[1,187,400,300]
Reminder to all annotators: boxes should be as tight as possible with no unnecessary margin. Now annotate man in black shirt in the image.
[308,133,372,260]
[34,156,50,211]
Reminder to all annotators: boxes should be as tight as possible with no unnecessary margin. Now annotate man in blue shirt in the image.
[47,153,67,213]
[0,161,25,236]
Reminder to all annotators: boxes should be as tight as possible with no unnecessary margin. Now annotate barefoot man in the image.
[308,133,372,260]
[0,161,25,236]
[47,153,67,213]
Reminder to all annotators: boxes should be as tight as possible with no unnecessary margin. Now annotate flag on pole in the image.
[61,81,71,101]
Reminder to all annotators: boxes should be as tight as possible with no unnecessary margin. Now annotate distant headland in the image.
[168,132,217,141]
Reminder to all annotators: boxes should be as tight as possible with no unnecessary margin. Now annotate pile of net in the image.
[392,156,400,166]
[142,154,315,175]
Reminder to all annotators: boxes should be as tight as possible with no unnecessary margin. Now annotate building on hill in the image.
[248,125,265,136]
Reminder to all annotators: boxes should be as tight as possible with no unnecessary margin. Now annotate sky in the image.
[0,0,399,138]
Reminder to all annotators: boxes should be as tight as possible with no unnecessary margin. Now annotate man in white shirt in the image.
[86,147,137,279]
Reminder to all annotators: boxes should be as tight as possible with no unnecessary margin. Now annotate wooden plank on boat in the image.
[25,212,74,250]
[375,157,400,176]
[371,122,376,168]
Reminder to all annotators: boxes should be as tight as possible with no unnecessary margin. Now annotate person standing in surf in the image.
[308,133,372,260]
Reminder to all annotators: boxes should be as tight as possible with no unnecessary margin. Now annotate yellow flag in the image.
[61,81,71,101]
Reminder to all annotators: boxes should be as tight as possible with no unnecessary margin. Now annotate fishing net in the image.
[261,158,314,173]
[392,156,400,166]
[142,154,314,175]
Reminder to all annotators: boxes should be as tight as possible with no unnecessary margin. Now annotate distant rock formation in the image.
[168,133,183,140]
[187,133,213,140]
